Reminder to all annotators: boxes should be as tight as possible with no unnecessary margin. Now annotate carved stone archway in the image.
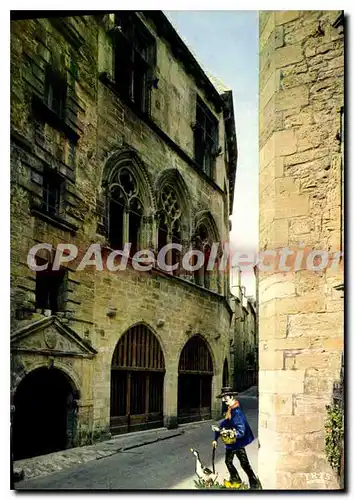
[12,366,79,460]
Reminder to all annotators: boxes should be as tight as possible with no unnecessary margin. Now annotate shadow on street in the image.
[16,396,258,490]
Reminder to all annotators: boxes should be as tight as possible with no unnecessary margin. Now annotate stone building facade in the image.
[10,12,237,460]
[258,11,344,489]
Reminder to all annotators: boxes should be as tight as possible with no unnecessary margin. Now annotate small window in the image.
[42,170,63,216]
[35,259,67,313]
[194,97,219,178]
[113,12,156,114]
[44,66,67,119]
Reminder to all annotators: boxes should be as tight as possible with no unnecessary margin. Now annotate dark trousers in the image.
[225,447,258,485]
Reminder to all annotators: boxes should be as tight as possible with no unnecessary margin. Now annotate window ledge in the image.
[100,244,156,270]
[31,206,78,234]
[11,130,34,154]
[99,244,226,291]
[150,264,232,315]
[98,244,232,314]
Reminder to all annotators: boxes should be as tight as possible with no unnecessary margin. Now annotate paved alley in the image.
[15,395,258,490]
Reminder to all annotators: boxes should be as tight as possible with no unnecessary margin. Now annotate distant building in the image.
[230,267,257,391]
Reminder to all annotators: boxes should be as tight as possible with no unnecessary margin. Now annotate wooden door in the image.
[178,335,213,424]
[110,324,165,435]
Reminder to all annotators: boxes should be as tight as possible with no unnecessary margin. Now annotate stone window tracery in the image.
[193,224,213,289]
[192,214,222,293]
[157,185,183,274]
[108,167,143,254]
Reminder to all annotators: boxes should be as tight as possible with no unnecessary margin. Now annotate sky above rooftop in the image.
[165,11,259,297]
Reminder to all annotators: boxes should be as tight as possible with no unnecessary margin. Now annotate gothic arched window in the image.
[193,224,212,288]
[157,185,182,274]
[108,168,143,255]
[192,212,221,292]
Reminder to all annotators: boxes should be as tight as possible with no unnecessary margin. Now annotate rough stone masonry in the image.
[10,12,237,458]
[258,11,344,489]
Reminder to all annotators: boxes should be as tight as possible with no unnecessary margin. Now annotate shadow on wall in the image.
[331,352,344,489]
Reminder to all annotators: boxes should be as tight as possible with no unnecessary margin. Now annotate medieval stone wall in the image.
[92,265,231,430]
[11,13,234,443]
[258,11,344,489]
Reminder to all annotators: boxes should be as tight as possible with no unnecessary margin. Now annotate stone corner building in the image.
[259,11,344,489]
[10,12,237,460]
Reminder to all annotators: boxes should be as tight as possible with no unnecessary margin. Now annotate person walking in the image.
[212,387,259,489]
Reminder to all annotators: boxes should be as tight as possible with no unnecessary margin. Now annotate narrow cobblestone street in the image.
[15,395,258,490]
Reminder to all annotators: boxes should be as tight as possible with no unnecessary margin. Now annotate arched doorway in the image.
[13,366,78,460]
[178,335,213,424]
[222,358,229,386]
[110,324,165,435]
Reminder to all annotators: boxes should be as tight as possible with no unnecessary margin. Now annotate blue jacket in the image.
[214,403,255,450]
